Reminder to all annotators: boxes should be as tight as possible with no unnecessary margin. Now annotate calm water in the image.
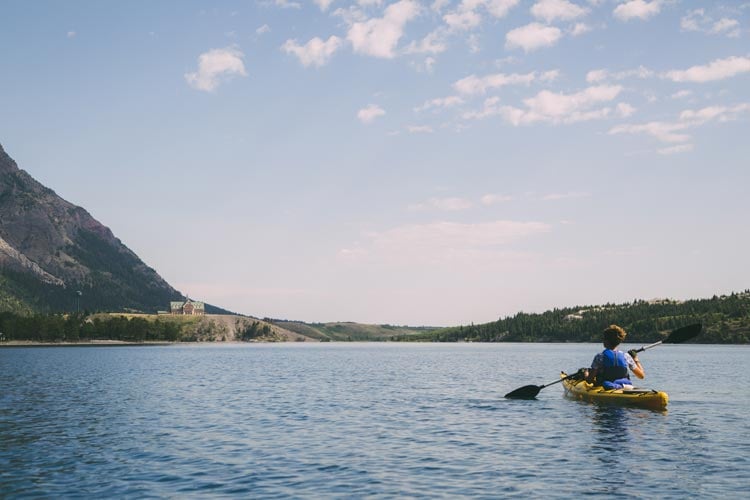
[1,343,748,498]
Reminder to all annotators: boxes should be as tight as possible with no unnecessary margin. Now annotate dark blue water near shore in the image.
[2,343,749,498]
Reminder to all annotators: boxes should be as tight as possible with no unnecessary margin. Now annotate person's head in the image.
[603,324,627,349]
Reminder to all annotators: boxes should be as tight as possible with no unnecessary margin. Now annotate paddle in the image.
[503,370,585,400]
[504,323,703,400]
[629,322,702,354]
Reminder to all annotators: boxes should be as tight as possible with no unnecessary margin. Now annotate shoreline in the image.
[0,338,299,348]
[0,340,176,348]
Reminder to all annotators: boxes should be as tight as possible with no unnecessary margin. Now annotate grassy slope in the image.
[96,313,316,342]
[267,319,438,341]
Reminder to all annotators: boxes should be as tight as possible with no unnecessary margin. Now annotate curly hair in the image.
[603,324,627,348]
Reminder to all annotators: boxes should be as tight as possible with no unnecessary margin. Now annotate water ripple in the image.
[1,343,749,498]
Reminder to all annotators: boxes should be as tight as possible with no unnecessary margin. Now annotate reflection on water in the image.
[591,405,630,456]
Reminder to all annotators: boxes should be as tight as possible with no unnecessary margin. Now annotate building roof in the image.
[170,300,205,310]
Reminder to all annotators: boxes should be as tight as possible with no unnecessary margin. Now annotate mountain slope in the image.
[0,142,194,313]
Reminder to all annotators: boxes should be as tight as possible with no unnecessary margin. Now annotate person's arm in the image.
[586,354,601,383]
[627,351,645,379]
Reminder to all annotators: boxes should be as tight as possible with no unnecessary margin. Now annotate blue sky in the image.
[2,0,749,325]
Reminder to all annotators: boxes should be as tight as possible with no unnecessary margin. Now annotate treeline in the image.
[236,320,273,341]
[0,312,284,343]
[0,312,182,342]
[392,292,750,344]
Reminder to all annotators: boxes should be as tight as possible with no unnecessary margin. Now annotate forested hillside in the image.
[393,292,750,344]
[0,312,306,343]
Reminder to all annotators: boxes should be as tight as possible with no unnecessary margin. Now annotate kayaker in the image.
[584,325,644,389]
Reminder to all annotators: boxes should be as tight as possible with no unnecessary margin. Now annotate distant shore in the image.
[0,340,175,348]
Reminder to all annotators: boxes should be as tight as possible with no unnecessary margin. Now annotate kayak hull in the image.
[561,372,668,411]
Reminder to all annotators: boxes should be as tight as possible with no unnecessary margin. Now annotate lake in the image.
[1,343,748,498]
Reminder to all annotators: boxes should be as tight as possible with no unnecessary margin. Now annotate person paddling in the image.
[585,325,644,390]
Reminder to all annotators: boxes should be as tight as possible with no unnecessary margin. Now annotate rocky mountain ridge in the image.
[0,142,191,313]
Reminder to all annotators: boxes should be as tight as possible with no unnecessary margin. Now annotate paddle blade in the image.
[504,385,542,399]
[664,323,702,344]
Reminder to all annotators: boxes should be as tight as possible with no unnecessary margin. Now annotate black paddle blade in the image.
[504,385,542,399]
[664,323,702,344]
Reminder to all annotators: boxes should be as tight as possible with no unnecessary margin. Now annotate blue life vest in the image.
[597,349,630,387]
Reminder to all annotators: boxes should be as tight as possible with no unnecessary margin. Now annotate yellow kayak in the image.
[561,372,668,411]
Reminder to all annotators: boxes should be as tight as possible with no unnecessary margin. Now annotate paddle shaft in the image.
[631,340,663,354]
[539,373,577,390]
[631,323,702,354]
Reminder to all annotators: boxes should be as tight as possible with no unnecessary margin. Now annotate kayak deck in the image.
[561,372,668,411]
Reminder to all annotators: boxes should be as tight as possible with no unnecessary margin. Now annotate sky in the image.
[1,0,749,326]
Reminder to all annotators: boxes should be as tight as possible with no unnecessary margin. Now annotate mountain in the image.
[0,142,219,314]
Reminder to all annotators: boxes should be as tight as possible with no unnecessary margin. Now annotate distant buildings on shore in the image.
[169,299,205,316]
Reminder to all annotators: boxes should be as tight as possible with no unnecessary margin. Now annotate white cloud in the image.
[282,36,342,67]
[332,5,369,24]
[467,34,481,53]
[680,8,704,31]
[524,85,622,121]
[407,125,435,133]
[405,30,448,54]
[315,0,336,11]
[531,0,588,24]
[681,9,741,37]
[711,18,740,37]
[506,23,562,52]
[184,46,247,92]
[679,103,750,125]
[464,85,623,125]
[443,0,519,31]
[426,56,437,72]
[609,121,691,143]
[664,56,750,83]
[347,0,420,58]
[462,96,503,120]
[444,10,483,31]
[409,197,472,211]
[586,69,608,83]
[360,220,551,262]
[411,56,437,73]
[481,193,513,205]
[613,0,661,22]
[415,96,465,112]
[608,103,750,146]
[616,102,636,117]
[658,144,694,155]
[540,70,561,82]
[486,0,520,18]
[67,31,76,38]
[432,0,451,12]
[521,85,623,122]
[274,0,302,8]
[670,90,693,99]
[586,65,654,83]
[256,24,271,35]
[453,71,536,95]
[358,104,386,124]
[570,22,591,36]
